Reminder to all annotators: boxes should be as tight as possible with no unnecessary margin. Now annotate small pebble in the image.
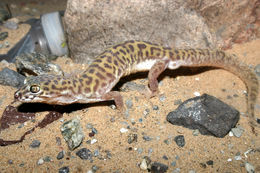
[120,128,128,133]
[172,168,181,173]
[148,148,153,155]
[234,155,242,161]
[162,155,168,160]
[174,135,185,147]
[0,32,8,41]
[30,140,41,148]
[254,64,260,77]
[90,139,97,144]
[128,133,138,144]
[43,156,52,162]
[125,99,133,109]
[143,135,152,141]
[151,162,168,173]
[227,158,232,162]
[57,151,65,160]
[231,127,244,137]
[171,161,176,167]
[37,158,44,165]
[256,118,260,124]
[137,148,143,154]
[92,128,98,134]
[86,123,93,129]
[59,166,70,173]
[245,162,255,173]
[193,92,200,96]
[206,160,213,165]
[76,148,92,160]
[159,95,166,102]
[93,149,100,157]
[192,129,200,136]
[153,105,159,110]
[143,108,150,116]
[8,159,13,164]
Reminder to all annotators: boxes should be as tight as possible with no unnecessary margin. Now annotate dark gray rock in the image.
[57,151,65,160]
[0,32,8,41]
[59,166,70,173]
[255,64,260,77]
[29,140,41,148]
[151,162,168,173]
[15,52,62,76]
[0,67,25,88]
[76,148,92,160]
[167,94,239,138]
[174,135,185,147]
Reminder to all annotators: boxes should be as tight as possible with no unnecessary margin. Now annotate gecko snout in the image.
[14,91,22,100]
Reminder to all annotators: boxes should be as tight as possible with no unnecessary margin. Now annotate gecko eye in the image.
[30,85,40,93]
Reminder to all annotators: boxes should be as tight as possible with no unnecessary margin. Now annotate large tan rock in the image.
[64,0,259,63]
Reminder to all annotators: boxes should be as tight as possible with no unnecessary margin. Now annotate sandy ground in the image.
[0,1,260,172]
[0,39,259,172]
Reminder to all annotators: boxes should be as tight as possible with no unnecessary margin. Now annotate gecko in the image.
[14,40,259,134]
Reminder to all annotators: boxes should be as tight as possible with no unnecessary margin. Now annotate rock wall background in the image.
[64,0,260,63]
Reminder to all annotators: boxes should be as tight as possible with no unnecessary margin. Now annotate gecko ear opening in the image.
[30,85,41,93]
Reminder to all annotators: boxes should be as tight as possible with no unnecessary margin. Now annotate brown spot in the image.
[43,87,49,91]
[114,60,118,66]
[73,80,78,87]
[91,64,106,72]
[104,63,112,69]
[94,59,102,63]
[89,69,95,74]
[145,51,149,57]
[106,72,114,78]
[174,50,179,54]
[44,82,49,86]
[101,82,107,88]
[169,52,173,59]
[128,44,134,52]
[137,43,147,50]
[113,43,123,49]
[78,86,82,93]
[130,54,134,63]
[150,47,161,55]
[156,53,160,57]
[119,49,126,55]
[118,68,122,76]
[68,81,71,84]
[51,85,56,89]
[62,81,67,85]
[84,87,91,93]
[82,74,88,78]
[176,55,180,60]
[106,56,112,63]
[93,79,99,92]
[96,72,106,80]
[54,80,58,85]
[85,76,93,85]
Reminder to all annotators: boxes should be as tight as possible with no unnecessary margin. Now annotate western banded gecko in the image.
[14,40,259,133]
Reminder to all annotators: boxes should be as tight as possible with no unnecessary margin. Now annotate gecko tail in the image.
[177,49,259,133]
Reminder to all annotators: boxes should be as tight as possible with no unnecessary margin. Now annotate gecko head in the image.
[14,75,60,104]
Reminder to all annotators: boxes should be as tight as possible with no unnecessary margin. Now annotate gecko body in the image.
[14,40,259,133]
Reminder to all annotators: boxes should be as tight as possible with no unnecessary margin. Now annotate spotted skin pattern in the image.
[14,40,259,134]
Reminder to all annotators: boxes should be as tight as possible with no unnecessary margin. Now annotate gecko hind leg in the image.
[145,59,169,98]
